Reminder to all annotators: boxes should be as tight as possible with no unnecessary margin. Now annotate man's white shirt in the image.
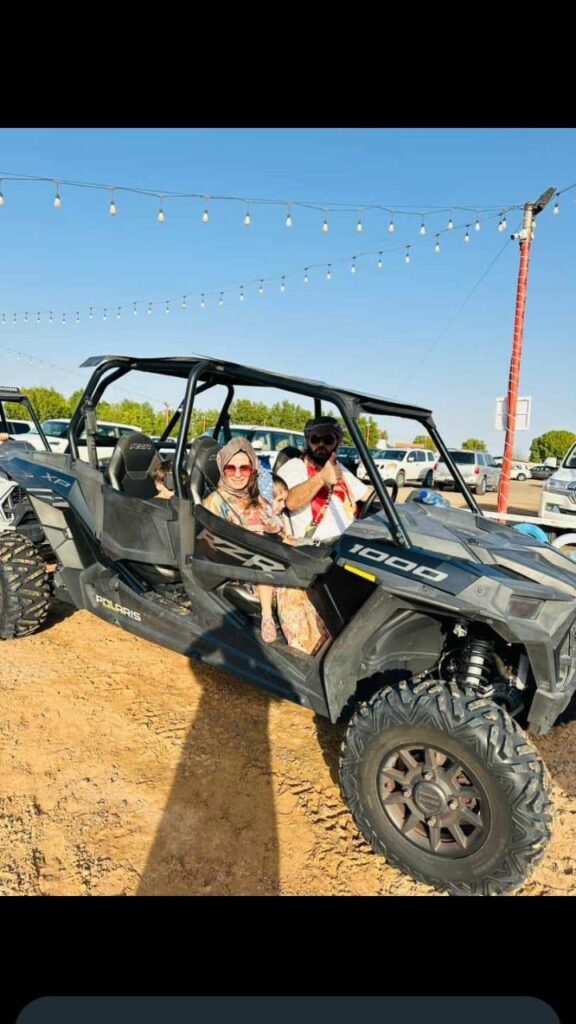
[278,457,368,541]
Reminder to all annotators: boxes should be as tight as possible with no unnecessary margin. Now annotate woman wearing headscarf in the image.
[203,437,327,653]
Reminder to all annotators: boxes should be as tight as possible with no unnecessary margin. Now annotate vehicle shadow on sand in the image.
[136,613,295,896]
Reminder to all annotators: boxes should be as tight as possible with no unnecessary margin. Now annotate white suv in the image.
[433,450,501,495]
[41,418,141,460]
[208,424,305,469]
[357,447,436,487]
[539,443,576,524]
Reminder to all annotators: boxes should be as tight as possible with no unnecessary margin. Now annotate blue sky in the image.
[0,127,574,455]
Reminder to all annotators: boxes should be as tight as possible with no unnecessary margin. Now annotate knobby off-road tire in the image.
[339,678,553,896]
[0,531,52,640]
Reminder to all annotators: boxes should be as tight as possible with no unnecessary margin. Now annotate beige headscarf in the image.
[216,437,260,499]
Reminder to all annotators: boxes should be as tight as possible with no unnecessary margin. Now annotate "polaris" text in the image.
[95,595,142,620]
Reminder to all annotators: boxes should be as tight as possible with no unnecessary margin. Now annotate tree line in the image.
[7,387,574,460]
[4,386,386,446]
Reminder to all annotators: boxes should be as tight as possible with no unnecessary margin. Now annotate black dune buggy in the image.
[1,354,574,895]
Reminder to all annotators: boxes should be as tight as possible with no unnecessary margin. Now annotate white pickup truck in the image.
[538,443,576,534]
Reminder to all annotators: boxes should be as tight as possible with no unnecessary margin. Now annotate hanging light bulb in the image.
[165,300,170,314]
[13,313,17,324]
[200,293,205,308]
[37,312,41,323]
[62,313,66,324]
[280,276,286,293]
[475,213,481,231]
[377,252,383,270]
[1,314,5,325]
[240,286,245,302]
[76,312,80,324]
[0,183,4,207]
[553,195,559,214]
[388,216,395,233]
[356,216,363,233]
[326,264,332,280]
[116,307,121,319]
[53,181,62,208]
[351,257,357,274]
[419,219,426,236]
[147,302,152,315]
[103,309,108,321]
[285,205,293,228]
[447,214,454,230]
[434,235,440,253]
[501,213,507,230]
[405,246,411,264]
[89,307,93,319]
[108,189,117,215]
[181,296,186,310]
[202,204,210,223]
[134,302,139,316]
[24,312,28,323]
[157,197,165,223]
[244,205,251,227]
[498,218,504,232]
[219,292,224,307]
[464,226,470,242]
[303,268,309,284]
[322,216,329,233]
[49,311,53,323]
[258,280,264,295]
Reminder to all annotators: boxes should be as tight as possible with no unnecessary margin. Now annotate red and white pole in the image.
[497,206,534,515]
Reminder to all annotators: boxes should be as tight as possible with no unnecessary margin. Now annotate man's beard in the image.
[305,444,332,467]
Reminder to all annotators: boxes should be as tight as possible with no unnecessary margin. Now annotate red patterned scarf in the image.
[306,458,355,526]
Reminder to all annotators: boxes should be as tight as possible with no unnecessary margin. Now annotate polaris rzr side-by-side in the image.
[1,355,573,895]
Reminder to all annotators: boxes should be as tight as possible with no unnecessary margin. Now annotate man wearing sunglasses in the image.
[277,416,374,541]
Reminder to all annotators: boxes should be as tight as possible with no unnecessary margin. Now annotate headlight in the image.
[507,595,543,619]
[547,479,570,492]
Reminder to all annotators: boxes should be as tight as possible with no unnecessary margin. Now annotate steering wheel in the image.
[358,477,399,519]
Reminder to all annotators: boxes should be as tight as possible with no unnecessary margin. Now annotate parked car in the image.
[41,418,141,460]
[2,419,50,452]
[510,462,531,481]
[357,447,436,487]
[531,464,556,481]
[207,424,305,469]
[539,443,576,520]
[433,450,500,495]
[337,445,361,474]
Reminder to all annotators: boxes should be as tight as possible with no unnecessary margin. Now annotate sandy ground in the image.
[1,478,575,896]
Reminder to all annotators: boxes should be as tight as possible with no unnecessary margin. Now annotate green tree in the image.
[462,438,487,452]
[413,434,436,451]
[18,387,71,421]
[530,430,576,463]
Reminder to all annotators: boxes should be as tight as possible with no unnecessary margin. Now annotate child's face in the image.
[272,486,288,515]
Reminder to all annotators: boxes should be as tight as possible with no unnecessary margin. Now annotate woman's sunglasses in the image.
[309,433,337,446]
[223,464,253,478]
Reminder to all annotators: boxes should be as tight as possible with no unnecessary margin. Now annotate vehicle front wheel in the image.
[339,678,553,896]
[396,471,405,488]
[0,531,52,640]
[517,473,527,481]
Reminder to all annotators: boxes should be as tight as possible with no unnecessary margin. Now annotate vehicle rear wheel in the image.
[339,678,553,896]
[0,531,52,640]
[424,470,434,487]
[516,473,527,481]
[475,475,487,495]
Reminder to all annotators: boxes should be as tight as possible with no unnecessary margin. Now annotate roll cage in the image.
[70,354,482,549]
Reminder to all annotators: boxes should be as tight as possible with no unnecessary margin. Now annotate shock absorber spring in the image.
[459,639,494,691]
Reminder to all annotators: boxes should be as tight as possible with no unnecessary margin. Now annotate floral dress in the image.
[203,490,328,655]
